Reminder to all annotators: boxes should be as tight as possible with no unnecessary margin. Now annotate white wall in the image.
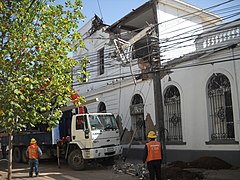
[81,79,155,131]
[162,45,240,151]
[156,2,203,61]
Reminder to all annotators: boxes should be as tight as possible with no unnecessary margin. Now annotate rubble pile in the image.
[113,161,149,180]
[113,160,203,180]
[112,156,233,180]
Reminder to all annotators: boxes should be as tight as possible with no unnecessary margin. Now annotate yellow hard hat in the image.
[147,131,157,139]
[30,138,37,144]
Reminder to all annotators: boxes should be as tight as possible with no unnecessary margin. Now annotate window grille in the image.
[130,94,146,141]
[164,85,183,142]
[208,73,234,140]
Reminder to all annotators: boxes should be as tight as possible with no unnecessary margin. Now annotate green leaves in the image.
[0,0,87,132]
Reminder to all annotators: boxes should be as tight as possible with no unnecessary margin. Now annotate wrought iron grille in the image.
[208,73,235,140]
[131,94,146,141]
[164,86,183,142]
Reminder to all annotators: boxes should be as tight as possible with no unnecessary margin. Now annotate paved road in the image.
[1,158,240,180]
[0,159,139,180]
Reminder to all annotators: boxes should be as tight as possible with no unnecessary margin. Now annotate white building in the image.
[71,0,240,165]
[161,18,240,165]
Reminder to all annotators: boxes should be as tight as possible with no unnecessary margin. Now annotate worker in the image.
[26,138,42,177]
[143,131,163,180]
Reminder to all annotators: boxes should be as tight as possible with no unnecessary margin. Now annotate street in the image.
[0,159,139,180]
[1,157,240,180]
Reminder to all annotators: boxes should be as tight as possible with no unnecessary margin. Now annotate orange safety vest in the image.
[27,144,39,159]
[146,140,162,162]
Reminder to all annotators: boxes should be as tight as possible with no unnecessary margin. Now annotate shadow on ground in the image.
[163,156,235,180]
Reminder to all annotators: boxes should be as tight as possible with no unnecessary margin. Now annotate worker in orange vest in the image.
[26,138,42,177]
[143,131,163,180]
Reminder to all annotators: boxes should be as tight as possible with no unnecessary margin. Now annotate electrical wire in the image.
[72,1,240,86]
[111,0,236,37]
[96,0,104,22]
[73,6,240,67]
[73,48,240,87]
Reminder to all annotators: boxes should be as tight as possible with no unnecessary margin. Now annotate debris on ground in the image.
[113,156,234,180]
[113,161,149,180]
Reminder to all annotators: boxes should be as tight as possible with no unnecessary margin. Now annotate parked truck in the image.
[5,110,122,170]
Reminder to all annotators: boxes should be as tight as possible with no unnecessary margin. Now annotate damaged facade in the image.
[71,0,240,166]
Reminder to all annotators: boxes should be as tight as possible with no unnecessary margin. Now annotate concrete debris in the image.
[113,161,149,180]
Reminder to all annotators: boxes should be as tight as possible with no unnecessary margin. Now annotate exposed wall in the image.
[81,79,156,144]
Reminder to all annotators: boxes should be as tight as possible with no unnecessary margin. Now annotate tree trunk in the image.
[7,132,13,180]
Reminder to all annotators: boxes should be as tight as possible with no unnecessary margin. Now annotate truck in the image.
[3,109,123,170]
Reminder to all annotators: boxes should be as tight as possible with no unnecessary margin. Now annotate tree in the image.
[0,0,88,179]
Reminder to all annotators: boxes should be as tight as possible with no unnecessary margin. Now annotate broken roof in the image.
[107,0,222,33]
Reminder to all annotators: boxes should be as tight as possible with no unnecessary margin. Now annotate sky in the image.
[75,0,240,29]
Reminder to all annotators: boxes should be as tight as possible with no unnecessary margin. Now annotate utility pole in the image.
[151,36,167,165]
[153,69,166,164]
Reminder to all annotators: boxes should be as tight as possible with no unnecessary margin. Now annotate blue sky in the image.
[76,0,240,28]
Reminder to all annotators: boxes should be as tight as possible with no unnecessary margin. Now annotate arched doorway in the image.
[130,94,146,142]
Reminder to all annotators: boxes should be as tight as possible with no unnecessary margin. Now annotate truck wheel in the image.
[13,147,22,163]
[68,149,85,170]
[21,148,28,163]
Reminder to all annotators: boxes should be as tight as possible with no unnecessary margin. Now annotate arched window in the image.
[130,94,146,141]
[98,102,106,113]
[207,73,234,141]
[132,94,143,105]
[164,85,182,142]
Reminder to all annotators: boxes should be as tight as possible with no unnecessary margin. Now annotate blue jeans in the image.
[29,158,39,176]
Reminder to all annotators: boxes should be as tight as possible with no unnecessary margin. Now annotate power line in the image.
[110,0,235,37]
[72,34,240,77]
[73,45,240,86]
[72,18,240,75]
[96,0,104,22]
[72,1,240,84]
[73,6,240,65]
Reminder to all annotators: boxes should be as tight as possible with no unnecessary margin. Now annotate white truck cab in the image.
[67,113,122,170]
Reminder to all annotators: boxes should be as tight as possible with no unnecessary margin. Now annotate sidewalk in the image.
[0,159,139,180]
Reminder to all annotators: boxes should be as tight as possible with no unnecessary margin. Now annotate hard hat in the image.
[147,131,157,139]
[30,138,37,144]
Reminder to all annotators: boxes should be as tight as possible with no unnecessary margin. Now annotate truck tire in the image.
[68,149,85,170]
[13,147,22,163]
[21,148,28,163]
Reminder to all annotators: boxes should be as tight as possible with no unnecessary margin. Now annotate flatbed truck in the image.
[3,111,122,170]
